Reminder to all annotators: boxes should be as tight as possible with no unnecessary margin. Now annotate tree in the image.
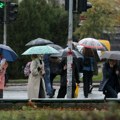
[74,0,120,39]
[6,0,68,78]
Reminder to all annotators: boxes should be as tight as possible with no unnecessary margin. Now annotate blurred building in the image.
[103,26,120,51]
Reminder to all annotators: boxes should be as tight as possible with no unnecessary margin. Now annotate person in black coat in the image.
[99,59,120,98]
[57,58,80,98]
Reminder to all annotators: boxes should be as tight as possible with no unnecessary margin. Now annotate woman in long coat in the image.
[28,54,46,100]
[99,59,120,98]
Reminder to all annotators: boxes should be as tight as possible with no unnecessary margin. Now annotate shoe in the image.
[47,89,56,98]
[27,100,37,108]
[46,94,53,98]
[89,85,93,93]
[53,89,56,96]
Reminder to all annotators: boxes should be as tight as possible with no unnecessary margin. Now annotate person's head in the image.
[31,54,38,60]
[108,59,117,68]
[82,47,94,57]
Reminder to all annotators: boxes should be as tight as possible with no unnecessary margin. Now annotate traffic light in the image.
[0,1,5,23]
[78,0,92,13]
[0,1,5,9]
[7,2,18,22]
[65,0,92,14]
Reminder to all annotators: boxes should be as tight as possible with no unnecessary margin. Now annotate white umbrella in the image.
[78,38,105,50]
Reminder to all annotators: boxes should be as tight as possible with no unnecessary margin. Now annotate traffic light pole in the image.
[67,0,73,98]
[3,0,7,45]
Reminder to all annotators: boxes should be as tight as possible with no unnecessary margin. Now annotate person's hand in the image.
[63,65,67,70]
[116,70,119,75]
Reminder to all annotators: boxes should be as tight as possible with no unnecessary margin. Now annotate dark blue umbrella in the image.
[0,44,18,62]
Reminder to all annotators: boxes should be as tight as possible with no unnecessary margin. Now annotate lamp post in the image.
[67,0,73,98]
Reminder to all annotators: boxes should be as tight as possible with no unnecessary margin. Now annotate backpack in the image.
[24,62,31,77]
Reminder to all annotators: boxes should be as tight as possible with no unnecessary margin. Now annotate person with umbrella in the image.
[57,57,80,98]
[43,54,53,98]
[99,59,120,99]
[22,45,59,99]
[27,54,46,104]
[82,47,96,98]
[0,53,8,98]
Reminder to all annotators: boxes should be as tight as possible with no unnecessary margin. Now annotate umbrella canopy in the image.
[0,44,18,62]
[99,39,111,51]
[100,51,120,60]
[62,48,83,58]
[22,46,59,55]
[47,44,63,50]
[50,49,63,57]
[78,38,105,50]
[50,48,83,58]
[25,38,53,46]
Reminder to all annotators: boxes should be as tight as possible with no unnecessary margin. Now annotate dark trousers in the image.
[57,85,76,98]
[0,89,3,98]
[39,79,45,98]
[50,73,57,89]
[83,71,93,97]
[104,84,117,98]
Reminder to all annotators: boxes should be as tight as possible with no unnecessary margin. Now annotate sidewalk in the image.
[4,82,100,91]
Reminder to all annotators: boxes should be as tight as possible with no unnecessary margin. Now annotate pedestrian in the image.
[82,47,96,98]
[57,58,80,98]
[0,53,8,98]
[49,56,61,97]
[27,54,46,103]
[99,59,120,98]
[43,54,53,98]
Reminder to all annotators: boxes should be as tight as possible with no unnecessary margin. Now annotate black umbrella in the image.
[51,48,83,58]
[62,48,83,58]
[47,44,63,50]
[25,38,53,46]
[101,51,120,60]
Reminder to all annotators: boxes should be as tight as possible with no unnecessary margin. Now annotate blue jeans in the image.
[44,68,53,96]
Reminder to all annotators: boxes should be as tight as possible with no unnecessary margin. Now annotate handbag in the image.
[74,83,79,98]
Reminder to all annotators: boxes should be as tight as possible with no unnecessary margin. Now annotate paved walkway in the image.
[3,83,104,99]
[3,82,120,100]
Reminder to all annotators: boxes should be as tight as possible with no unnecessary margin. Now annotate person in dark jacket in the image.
[49,57,61,97]
[99,59,120,98]
[57,58,80,98]
[82,48,96,98]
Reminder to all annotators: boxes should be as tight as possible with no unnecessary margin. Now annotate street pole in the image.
[67,0,73,98]
[3,0,7,45]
